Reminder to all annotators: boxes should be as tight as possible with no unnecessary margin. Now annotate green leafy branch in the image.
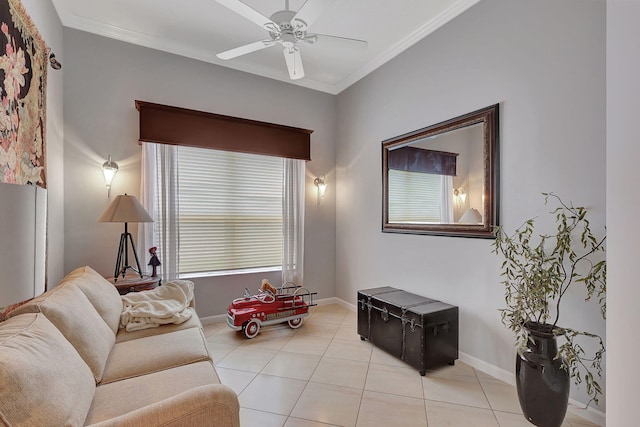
[558,328,605,407]
[493,193,606,406]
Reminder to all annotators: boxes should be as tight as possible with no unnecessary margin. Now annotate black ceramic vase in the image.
[515,322,570,427]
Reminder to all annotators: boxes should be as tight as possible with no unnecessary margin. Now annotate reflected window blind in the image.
[388,170,441,223]
[171,146,284,275]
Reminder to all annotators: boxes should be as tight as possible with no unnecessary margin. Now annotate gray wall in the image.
[606,0,640,425]
[335,0,606,411]
[62,29,337,317]
[22,0,65,286]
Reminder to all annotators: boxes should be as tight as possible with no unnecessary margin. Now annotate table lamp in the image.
[98,194,153,282]
[459,207,483,224]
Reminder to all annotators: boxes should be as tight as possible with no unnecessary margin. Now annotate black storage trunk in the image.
[357,287,458,375]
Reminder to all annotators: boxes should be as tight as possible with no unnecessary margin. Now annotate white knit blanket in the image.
[120,280,194,332]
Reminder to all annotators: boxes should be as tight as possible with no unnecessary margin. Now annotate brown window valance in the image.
[135,101,312,161]
[387,146,458,176]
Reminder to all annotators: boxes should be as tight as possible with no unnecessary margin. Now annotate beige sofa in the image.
[0,266,240,427]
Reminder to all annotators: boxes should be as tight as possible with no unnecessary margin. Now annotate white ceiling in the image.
[51,0,480,94]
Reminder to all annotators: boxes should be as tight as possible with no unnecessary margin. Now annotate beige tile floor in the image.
[203,304,601,427]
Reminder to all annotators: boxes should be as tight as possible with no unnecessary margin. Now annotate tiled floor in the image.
[203,304,601,427]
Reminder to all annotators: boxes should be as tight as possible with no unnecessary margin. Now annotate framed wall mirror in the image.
[382,104,499,238]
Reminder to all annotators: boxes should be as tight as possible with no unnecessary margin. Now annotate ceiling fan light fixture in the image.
[281,33,296,48]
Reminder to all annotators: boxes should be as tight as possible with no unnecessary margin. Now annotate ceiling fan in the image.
[215,0,368,80]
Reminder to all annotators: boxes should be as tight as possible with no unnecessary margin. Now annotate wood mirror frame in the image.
[382,104,499,238]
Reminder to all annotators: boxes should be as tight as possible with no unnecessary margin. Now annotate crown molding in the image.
[333,0,482,94]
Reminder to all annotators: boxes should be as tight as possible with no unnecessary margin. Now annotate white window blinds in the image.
[388,169,442,223]
[167,146,284,275]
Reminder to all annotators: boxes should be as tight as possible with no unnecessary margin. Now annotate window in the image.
[138,103,308,283]
[155,146,284,276]
[388,170,445,223]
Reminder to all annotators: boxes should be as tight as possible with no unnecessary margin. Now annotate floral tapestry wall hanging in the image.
[0,0,47,188]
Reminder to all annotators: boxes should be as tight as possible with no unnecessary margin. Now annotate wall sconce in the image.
[453,187,466,208]
[314,176,327,198]
[102,155,119,198]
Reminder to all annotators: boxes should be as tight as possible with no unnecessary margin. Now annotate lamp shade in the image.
[98,194,153,223]
[459,207,483,224]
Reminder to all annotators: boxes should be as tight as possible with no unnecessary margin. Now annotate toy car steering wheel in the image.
[256,290,275,303]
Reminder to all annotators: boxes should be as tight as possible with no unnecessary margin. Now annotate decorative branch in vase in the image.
[493,193,606,427]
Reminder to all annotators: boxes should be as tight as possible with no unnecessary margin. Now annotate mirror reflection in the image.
[382,104,499,238]
[387,123,484,225]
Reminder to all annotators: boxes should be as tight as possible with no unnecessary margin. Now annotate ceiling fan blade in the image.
[307,34,368,50]
[291,0,337,30]
[217,40,276,60]
[215,0,280,32]
[283,47,304,80]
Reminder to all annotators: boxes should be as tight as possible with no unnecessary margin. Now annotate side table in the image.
[106,274,161,295]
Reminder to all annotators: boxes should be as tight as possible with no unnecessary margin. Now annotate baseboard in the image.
[317,296,356,311]
[565,399,606,426]
[200,313,226,325]
[459,351,515,386]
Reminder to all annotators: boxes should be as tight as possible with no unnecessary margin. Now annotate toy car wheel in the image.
[288,317,303,329]
[243,319,260,339]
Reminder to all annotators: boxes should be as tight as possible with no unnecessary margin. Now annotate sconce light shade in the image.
[314,176,327,198]
[453,187,466,204]
[102,155,119,196]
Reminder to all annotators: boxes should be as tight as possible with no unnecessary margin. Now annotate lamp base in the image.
[113,230,144,283]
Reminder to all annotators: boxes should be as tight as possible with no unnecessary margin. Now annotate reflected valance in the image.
[135,101,312,160]
[387,147,458,176]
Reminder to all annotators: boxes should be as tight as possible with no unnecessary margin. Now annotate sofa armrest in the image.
[86,384,239,427]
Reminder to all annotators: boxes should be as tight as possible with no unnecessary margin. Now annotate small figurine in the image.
[148,247,161,277]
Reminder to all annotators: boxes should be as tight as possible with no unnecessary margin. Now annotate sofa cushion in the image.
[0,313,95,426]
[85,360,221,425]
[101,327,212,384]
[8,283,116,383]
[115,311,202,343]
[86,384,240,427]
[65,266,123,334]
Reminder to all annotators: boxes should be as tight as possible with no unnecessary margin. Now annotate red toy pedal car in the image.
[227,281,317,339]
